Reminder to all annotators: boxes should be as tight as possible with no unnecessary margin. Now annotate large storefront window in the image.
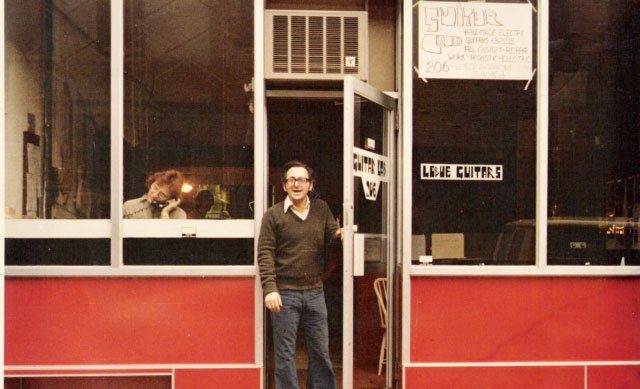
[4,1,111,267]
[121,0,255,266]
[548,1,639,266]
[123,0,254,221]
[5,1,255,267]
[411,1,537,265]
[5,1,111,220]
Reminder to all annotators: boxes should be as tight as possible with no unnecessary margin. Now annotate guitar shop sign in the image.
[421,163,503,181]
[418,1,533,80]
[354,147,388,201]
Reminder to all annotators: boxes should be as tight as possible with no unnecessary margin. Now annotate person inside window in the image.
[187,189,215,219]
[123,169,186,219]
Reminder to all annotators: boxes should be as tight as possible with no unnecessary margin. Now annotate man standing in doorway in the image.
[258,160,342,389]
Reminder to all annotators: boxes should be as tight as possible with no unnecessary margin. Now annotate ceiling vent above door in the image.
[265,10,368,81]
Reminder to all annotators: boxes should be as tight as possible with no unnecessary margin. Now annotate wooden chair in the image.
[373,277,387,376]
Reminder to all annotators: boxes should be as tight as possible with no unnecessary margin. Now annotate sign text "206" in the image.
[425,61,450,73]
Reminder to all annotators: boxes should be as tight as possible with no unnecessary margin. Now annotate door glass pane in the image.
[5,1,111,219]
[123,0,254,220]
[548,0,640,266]
[353,98,387,239]
[351,94,389,388]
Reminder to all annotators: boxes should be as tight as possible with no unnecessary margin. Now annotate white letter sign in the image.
[418,1,532,80]
[354,147,389,201]
[421,163,503,181]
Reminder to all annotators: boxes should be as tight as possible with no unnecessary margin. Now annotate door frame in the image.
[260,80,398,388]
[342,75,398,389]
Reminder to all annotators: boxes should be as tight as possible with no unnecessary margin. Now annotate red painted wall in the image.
[5,277,255,366]
[175,369,261,389]
[408,277,640,388]
[406,366,584,388]
[411,277,640,362]
[587,365,640,388]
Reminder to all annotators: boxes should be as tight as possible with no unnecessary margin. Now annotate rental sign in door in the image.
[354,147,388,201]
[418,1,533,80]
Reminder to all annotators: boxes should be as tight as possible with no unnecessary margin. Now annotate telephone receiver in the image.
[151,197,177,210]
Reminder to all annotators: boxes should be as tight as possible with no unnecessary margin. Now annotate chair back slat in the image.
[373,277,387,328]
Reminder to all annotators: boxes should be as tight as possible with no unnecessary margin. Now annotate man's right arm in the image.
[258,211,283,312]
[257,210,279,297]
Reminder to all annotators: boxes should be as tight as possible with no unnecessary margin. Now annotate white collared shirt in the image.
[284,196,311,220]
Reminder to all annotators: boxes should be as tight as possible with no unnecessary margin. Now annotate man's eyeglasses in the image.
[285,177,310,185]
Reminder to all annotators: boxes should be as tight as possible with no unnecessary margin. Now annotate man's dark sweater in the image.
[258,198,339,296]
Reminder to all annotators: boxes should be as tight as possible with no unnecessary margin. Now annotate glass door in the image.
[342,76,397,388]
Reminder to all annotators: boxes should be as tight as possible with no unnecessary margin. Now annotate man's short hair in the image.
[281,160,316,183]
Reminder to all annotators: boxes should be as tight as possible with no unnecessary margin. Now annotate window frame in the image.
[3,0,261,277]
[403,0,640,277]
[3,2,639,277]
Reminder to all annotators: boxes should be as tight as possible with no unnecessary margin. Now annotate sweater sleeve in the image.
[323,201,340,245]
[257,209,278,296]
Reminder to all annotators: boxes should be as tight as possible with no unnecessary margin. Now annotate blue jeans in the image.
[271,288,336,389]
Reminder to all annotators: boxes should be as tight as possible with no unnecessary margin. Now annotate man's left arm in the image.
[324,202,342,244]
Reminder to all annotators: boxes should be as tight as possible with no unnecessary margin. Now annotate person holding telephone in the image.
[123,169,187,219]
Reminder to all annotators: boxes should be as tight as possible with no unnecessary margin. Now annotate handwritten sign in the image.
[421,163,503,181]
[418,1,532,80]
[354,147,389,200]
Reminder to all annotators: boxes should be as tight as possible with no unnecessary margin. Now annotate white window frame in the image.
[403,0,640,278]
[2,0,260,279]
[1,0,6,378]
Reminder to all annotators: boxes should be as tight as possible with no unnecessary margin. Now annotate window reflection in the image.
[123,0,254,220]
[548,1,640,265]
[412,75,537,266]
[186,185,251,220]
[411,4,537,265]
[188,189,215,219]
[5,1,111,219]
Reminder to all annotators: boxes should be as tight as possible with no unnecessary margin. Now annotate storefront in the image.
[2,1,639,388]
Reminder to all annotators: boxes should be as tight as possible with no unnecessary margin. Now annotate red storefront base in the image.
[6,276,640,388]
[4,277,259,388]
[406,365,585,388]
[407,277,640,389]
